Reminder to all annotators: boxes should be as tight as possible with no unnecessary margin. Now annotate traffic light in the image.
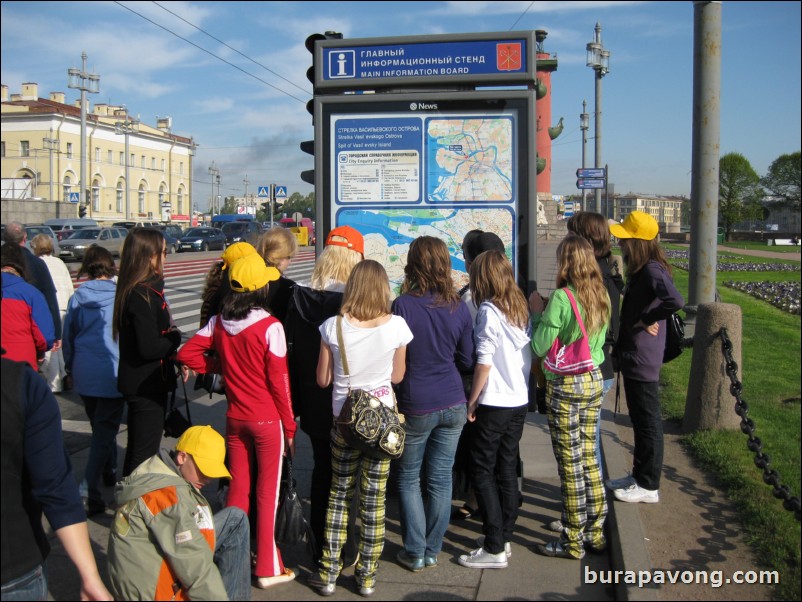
[305,31,343,88]
[78,204,87,218]
[300,136,315,186]
[261,202,270,213]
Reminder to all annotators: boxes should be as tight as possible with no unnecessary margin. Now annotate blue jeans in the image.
[1,563,47,601]
[81,395,125,502]
[396,403,467,558]
[213,506,251,601]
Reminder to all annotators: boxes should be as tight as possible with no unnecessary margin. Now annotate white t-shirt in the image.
[319,314,413,416]
[40,254,74,315]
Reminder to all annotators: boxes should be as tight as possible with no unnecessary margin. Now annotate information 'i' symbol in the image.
[336,53,348,76]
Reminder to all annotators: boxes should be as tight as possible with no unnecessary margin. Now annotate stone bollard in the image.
[683,302,743,433]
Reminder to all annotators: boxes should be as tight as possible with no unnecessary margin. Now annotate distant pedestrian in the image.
[458,250,531,569]
[530,235,609,560]
[62,246,124,516]
[113,229,182,476]
[2,221,62,348]
[309,260,412,597]
[392,236,474,572]
[1,356,112,601]
[30,233,73,392]
[1,243,55,368]
[605,211,684,504]
[284,225,364,565]
[177,252,297,589]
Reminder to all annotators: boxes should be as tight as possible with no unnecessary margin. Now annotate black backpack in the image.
[663,312,685,363]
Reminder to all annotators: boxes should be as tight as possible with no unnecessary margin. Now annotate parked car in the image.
[24,224,61,256]
[220,220,263,246]
[176,227,226,252]
[44,218,98,241]
[158,224,185,239]
[58,227,128,261]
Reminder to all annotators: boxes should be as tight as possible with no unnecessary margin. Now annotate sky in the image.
[2,1,800,212]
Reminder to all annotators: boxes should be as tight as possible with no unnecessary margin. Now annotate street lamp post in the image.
[586,23,610,214]
[579,100,589,211]
[67,52,100,216]
[114,117,139,221]
[208,163,220,219]
[43,136,59,214]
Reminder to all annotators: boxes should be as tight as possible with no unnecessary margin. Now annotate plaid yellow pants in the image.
[318,428,391,589]
[546,368,607,558]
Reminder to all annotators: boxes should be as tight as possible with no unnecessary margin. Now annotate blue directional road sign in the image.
[68,192,80,203]
[274,185,288,199]
[576,179,607,190]
[257,186,270,198]
[576,168,606,179]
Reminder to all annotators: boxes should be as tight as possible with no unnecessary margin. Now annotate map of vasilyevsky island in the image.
[337,208,514,294]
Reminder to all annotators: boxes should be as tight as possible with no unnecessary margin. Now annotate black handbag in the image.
[275,457,313,547]
[334,316,405,461]
[662,312,686,363]
[164,372,192,438]
[192,351,226,397]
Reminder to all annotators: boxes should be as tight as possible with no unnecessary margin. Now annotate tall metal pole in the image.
[580,100,589,211]
[586,24,610,214]
[688,1,722,307]
[115,118,139,221]
[43,136,58,215]
[67,52,99,216]
[208,162,219,219]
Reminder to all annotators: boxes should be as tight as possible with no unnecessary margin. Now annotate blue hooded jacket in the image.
[62,279,121,399]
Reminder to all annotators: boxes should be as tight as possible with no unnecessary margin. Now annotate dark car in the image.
[220,220,263,247]
[177,227,226,252]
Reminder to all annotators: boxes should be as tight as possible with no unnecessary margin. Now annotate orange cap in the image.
[325,225,364,257]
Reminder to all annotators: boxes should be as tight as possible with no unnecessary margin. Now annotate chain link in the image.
[719,328,801,521]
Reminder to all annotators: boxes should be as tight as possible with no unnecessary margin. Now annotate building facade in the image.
[613,194,685,233]
[1,83,195,225]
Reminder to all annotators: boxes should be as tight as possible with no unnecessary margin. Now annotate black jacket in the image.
[117,278,180,397]
[284,285,343,440]
[598,254,624,379]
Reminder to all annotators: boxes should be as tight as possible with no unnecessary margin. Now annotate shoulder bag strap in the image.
[335,316,352,391]
[562,288,589,340]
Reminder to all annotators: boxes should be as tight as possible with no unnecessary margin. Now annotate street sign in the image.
[257,186,270,198]
[274,185,288,199]
[576,178,607,189]
[563,201,575,218]
[68,192,80,203]
[292,211,304,223]
[576,168,606,179]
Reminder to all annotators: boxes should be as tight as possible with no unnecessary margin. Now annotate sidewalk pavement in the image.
[46,241,665,601]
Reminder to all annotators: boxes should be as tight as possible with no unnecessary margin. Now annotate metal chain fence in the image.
[719,327,802,521]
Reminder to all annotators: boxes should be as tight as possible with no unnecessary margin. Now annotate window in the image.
[63,176,73,203]
[21,141,30,156]
[1,141,5,157]
[95,147,101,162]
[138,185,145,214]
[67,143,73,159]
[92,180,101,211]
[107,150,113,164]
[161,159,166,172]
[119,151,124,165]
[116,181,124,213]
[177,188,184,215]
[140,155,146,169]
[151,157,156,170]
[179,162,184,175]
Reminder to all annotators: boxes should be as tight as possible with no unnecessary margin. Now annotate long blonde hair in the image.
[310,244,361,290]
[555,235,610,336]
[469,250,529,329]
[340,260,391,321]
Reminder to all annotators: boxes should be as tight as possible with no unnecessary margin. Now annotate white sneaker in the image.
[255,568,296,588]
[605,473,636,491]
[475,536,512,558]
[613,483,659,504]
[547,519,564,533]
[458,547,508,569]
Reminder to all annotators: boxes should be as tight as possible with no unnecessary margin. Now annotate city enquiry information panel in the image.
[317,91,535,293]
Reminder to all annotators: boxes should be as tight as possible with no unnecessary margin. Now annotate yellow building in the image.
[1,83,195,225]
[614,194,685,233]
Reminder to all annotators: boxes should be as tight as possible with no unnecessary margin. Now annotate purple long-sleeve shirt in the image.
[392,291,474,415]
[617,261,685,382]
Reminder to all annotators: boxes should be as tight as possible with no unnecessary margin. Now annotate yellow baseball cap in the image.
[229,253,281,292]
[221,242,257,269]
[609,211,659,241]
[176,426,231,479]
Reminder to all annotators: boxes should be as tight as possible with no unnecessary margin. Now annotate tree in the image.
[761,151,801,209]
[718,153,763,241]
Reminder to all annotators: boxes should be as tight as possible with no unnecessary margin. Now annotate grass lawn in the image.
[719,241,802,253]
[660,252,801,600]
